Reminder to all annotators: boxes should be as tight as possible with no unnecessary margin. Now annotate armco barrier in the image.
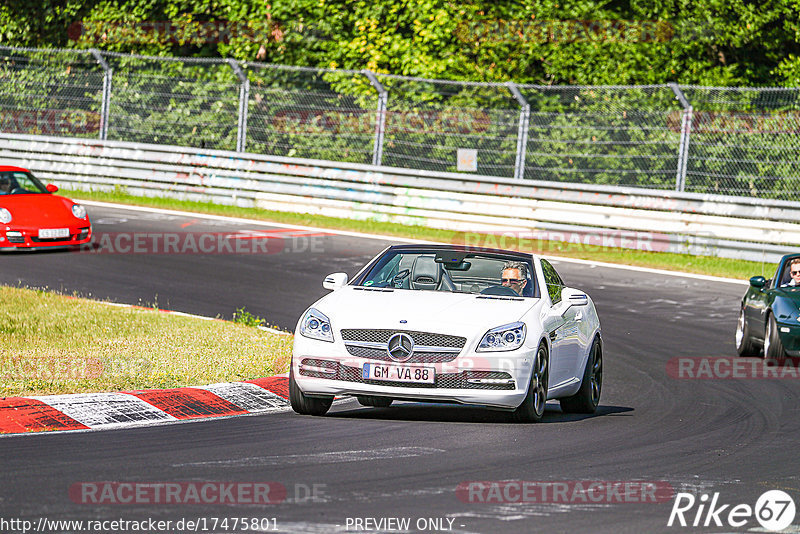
[1,132,798,263]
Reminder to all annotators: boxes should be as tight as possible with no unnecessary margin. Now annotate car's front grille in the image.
[344,344,460,363]
[298,358,338,379]
[5,235,24,244]
[30,235,75,243]
[341,329,466,348]
[341,329,466,363]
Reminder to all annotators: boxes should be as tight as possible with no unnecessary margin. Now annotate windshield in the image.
[357,249,538,298]
[777,256,800,288]
[0,171,48,195]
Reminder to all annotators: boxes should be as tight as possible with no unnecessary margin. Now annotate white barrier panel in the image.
[1,132,798,263]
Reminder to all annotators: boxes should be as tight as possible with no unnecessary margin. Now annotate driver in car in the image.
[501,261,528,296]
[782,258,800,287]
[0,176,10,194]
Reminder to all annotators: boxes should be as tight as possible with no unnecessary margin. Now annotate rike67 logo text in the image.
[668,490,796,531]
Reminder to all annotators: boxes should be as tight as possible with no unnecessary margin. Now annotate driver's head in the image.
[0,176,9,192]
[501,261,528,296]
[789,258,800,284]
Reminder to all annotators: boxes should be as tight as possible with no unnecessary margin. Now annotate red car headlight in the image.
[71,204,87,219]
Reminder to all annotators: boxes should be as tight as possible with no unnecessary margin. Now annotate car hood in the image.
[775,287,800,304]
[314,286,538,334]
[0,194,82,226]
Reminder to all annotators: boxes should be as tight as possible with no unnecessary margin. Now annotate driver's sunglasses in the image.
[791,269,800,275]
[501,278,523,284]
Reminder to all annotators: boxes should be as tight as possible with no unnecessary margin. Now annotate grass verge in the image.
[0,286,292,397]
[66,188,775,280]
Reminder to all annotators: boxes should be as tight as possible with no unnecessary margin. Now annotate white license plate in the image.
[362,363,435,384]
[39,228,70,239]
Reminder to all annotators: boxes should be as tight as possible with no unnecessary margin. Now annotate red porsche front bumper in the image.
[0,224,92,250]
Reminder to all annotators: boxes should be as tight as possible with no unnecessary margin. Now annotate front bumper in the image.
[292,335,534,410]
[0,225,92,250]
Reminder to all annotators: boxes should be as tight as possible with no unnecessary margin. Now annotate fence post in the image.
[507,82,530,180]
[227,59,249,153]
[363,70,387,167]
[669,83,692,192]
[89,49,111,141]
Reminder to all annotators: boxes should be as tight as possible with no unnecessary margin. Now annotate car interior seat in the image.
[410,255,455,291]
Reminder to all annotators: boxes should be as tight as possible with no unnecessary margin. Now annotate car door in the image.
[746,266,780,340]
[540,259,581,388]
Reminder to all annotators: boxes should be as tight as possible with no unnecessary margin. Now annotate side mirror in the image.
[551,288,589,317]
[323,272,348,291]
[564,287,589,307]
[45,184,58,193]
[749,276,766,289]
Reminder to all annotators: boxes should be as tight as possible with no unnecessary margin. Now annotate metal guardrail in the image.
[1,132,798,263]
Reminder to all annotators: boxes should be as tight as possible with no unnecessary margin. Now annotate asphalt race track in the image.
[2,203,799,534]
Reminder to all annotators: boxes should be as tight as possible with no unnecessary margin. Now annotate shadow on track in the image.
[327,401,633,424]
[0,242,101,255]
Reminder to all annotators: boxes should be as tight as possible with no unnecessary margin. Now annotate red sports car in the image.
[0,166,92,250]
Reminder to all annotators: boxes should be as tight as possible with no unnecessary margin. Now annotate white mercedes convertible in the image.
[290,245,602,422]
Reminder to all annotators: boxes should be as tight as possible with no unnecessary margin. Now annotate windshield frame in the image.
[350,246,540,298]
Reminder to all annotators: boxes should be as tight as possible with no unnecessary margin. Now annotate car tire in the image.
[512,343,549,423]
[356,395,393,408]
[289,366,333,416]
[764,313,787,366]
[560,337,603,414]
[735,308,759,357]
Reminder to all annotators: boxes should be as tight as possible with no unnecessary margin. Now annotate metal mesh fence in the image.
[519,85,682,190]
[680,86,800,201]
[0,47,105,139]
[245,64,377,164]
[0,47,798,202]
[101,52,240,150]
[375,75,519,177]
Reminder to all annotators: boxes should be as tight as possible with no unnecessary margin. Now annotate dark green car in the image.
[736,253,800,363]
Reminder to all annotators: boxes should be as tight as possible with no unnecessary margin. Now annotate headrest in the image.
[410,255,441,290]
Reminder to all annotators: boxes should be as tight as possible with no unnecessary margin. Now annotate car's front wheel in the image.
[735,307,759,357]
[512,343,549,423]
[356,395,393,408]
[764,313,787,366]
[560,337,602,414]
[289,366,333,416]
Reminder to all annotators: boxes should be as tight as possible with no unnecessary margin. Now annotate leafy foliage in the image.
[1,0,799,87]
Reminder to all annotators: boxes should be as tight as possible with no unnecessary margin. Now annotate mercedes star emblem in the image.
[386,332,414,362]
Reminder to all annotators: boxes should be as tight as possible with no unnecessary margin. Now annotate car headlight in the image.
[477,322,526,352]
[0,208,11,224]
[71,204,87,219]
[299,308,333,342]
